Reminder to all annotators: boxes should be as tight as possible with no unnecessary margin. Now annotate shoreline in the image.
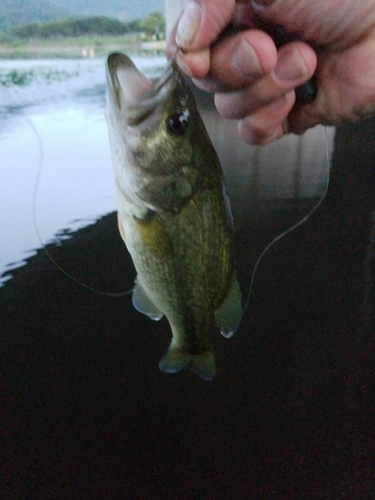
[0,38,166,59]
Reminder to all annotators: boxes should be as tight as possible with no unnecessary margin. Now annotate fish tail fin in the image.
[158,346,216,381]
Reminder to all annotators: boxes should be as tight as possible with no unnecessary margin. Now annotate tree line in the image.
[11,12,165,39]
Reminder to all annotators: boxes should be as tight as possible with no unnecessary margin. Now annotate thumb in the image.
[175,0,236,50]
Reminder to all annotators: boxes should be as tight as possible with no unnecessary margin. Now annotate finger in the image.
[175,49,212,79]
[174,0,236,51]
[209,29,278,91]
[166,0,236,78]
[166,21,179,60]
[238,90,296,144]
[214,42,316,118]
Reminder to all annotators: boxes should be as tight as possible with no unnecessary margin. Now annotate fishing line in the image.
[29,107,329,303]
[242,126,331,314]
[27,112,133,297]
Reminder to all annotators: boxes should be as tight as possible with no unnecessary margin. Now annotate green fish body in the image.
[105,53,242,380]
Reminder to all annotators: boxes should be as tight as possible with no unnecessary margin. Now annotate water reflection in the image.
[0,98,114,281]
[0,56,166,283]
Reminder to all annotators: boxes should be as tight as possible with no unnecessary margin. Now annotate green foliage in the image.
[0,67,80,87]
[0,32,11,43]
[139,11,165,38]
[11,16,131,39]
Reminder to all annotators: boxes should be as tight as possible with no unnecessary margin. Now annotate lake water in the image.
[0,56,166,284]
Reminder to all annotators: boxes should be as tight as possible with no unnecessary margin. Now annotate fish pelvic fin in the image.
[117,213,126,243]
[158,346,216,381]
[132,278,164,321]
[214,272,243,338]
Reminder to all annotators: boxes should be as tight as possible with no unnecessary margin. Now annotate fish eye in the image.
[166,113,188,136]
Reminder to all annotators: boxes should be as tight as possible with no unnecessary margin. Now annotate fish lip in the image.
[107,53,179,126]
[141,59,177,102]
[127,61,177,126]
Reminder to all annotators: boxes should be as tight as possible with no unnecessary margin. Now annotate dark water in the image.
[1,63,375,497]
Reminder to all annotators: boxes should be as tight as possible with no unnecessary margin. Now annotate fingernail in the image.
[232,40,262,79]
[251,0,275,11]
[176,1,202,47]
[273,47,307,82]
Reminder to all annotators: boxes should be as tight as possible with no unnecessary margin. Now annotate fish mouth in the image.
[106,52,178,126]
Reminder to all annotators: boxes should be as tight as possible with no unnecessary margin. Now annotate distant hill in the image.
[0,0,73,33]
[12,16,135,39]
[0,0,165,34]
[51,0,164,22]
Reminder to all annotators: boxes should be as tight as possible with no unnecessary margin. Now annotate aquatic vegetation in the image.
[0,67,80,87]
[0,69,33,86]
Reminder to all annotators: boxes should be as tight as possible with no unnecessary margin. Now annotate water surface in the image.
[0,56,166,283]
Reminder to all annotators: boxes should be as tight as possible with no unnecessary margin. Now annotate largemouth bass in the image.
[105,52,242,381]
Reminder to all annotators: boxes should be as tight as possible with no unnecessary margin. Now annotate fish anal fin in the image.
[158,346,216,381]
[214,272,243,338]
[132,279,164,321]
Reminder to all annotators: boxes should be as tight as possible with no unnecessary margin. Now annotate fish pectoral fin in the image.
[158,346,216,381]
[214,272,243,338]
[117,213,126,243]
[132,279,164,321]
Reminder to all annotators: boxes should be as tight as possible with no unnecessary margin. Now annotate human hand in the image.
[167,0,375,144]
